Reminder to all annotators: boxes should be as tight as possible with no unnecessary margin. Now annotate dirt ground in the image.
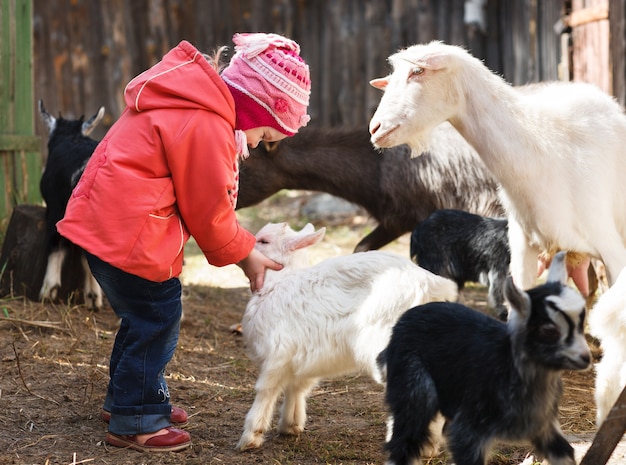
[0,193,607,465]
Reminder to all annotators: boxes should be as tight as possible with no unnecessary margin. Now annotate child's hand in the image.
[236,248,282,292]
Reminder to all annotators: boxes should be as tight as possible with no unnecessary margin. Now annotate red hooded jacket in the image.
[57,40,256,282]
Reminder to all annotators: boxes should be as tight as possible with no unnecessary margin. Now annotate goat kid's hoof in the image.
[40,284,61,302]
[236,433,264,451]
[86,293,103,310]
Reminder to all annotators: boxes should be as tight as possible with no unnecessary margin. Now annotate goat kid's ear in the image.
[287,227,326,252]
[504,276,531,320]
[546,251,568,285]
[370,77,389,90]
[82,106,105,137]
[38,99,57,134]
[300,223,315,234]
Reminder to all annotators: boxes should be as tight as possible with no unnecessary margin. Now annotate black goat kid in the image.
[38,100,105,309]
[410,209,509,320]
[378,251,590,465]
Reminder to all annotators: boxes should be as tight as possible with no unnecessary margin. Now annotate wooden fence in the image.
[31,0,566,141]
[1,0,623,222]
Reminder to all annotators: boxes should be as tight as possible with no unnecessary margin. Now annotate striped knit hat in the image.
[221,33,311,136]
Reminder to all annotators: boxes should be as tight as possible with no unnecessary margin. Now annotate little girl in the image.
[57,32,311,452]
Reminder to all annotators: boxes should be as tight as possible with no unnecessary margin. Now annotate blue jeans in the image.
[86,252,182,435]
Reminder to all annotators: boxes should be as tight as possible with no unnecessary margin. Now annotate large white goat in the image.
[588,266,626,426]
[368,40,626,292]
[237,222,458,451]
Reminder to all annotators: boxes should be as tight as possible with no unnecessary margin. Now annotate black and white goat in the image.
[38,100,105,309]
[237,222,458,451]
[237,123,504,252]
[410,209,509,320]
[378,251,591,465]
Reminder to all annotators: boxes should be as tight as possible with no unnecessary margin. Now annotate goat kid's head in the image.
[369,41,466,153]
[505,251,591,371]
[39,100,105,138]
[254,222,326,268]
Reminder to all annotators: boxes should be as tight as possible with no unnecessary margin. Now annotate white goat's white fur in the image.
[369,41,626,291]
[588,267,626,426]
[237,222,458,451]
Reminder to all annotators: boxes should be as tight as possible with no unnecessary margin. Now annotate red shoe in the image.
[100,406,189,426]
[106,427,191,452]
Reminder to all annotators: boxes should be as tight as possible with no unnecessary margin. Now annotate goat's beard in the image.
[406,130,434,157]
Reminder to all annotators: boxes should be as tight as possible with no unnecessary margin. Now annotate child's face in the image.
[244,126,287,148]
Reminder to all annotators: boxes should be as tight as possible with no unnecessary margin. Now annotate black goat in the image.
[38,100,104,309]
[377,252,590,465]
[410,209,509,320]
[237,123,504,252]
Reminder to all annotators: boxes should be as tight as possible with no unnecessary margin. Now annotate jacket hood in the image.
[124,40,235,124]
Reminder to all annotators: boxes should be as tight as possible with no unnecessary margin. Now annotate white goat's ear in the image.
[546,251,568,285]
[419,52,450,70]
[370,77,388,90]
[287,227,325,252]
[504,276,531,320]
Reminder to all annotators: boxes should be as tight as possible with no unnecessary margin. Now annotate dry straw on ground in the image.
[0,193,602,465]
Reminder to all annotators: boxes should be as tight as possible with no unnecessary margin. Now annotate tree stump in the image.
[0,204,85,303]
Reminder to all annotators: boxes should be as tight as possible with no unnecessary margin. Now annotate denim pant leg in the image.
[86,252,182,435]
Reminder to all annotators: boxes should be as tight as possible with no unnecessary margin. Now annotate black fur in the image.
[38,100,103,308]
[237,124,503,252]
[40,114,98,254]
[410,209,509,319]
[378,266,589,465]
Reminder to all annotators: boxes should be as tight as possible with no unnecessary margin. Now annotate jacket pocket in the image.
[124,209,186,281]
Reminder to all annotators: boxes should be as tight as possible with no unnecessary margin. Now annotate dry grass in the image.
[0,192,601,465]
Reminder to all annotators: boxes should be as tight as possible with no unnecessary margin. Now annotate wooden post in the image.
[580,386,626,465]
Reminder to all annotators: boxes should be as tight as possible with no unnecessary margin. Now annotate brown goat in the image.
[237,123,504,252]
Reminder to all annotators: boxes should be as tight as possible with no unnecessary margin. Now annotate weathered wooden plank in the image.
[579,385,626,465]
[609,0,626,105]
[32,0,575,135]
[0,0,42,221]
[571,0,610,94]
[566,4,609,27]
[0,135,41,151]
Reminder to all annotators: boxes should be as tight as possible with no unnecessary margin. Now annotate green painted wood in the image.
[0,0,42,222]
[0,135,41,152]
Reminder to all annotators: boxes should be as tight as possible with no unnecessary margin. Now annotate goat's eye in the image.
[257,239,269,245]
[410,67,424,77]
[538,324,561,343]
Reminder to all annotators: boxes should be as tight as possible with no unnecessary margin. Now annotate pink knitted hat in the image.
[221,33,311,136]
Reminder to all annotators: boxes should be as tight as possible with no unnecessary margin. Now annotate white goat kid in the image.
[368,41,626,290]
[237,222,458,451]
[588,267,626,426]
